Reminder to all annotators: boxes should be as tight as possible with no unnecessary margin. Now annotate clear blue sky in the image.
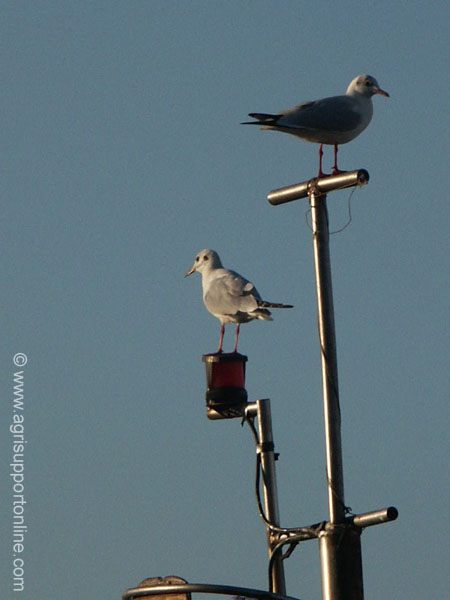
[2,2,449,599]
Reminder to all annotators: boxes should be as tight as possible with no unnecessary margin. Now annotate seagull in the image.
[242,74,389,177]
[185,249,293,353]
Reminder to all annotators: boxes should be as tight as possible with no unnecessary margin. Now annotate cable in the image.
[330,186,356,235]
[306,186,357,234]
[267,525,326,591]
[317,323,353,517]
[243,415,324,536]
[242,414,327,591]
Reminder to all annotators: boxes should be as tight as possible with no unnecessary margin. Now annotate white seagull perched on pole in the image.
[242,74,389,177]
[185,249,293,353]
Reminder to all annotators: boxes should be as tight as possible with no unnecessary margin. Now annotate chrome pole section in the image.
[309,189,364,600]
[309,190,345,524]
[268,170,369,205]
[255,399,286,596]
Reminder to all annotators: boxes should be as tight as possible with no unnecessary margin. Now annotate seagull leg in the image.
[217,324,225,353]
[332,144,345,175]
[233,324,240,353]
[318,144,325,177]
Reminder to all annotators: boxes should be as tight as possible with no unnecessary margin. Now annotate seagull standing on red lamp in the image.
[185,249,293,419]
[185,249,293,354]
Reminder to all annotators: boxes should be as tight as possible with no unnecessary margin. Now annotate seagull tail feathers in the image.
[258,301,294,309]
[241,113,279,125]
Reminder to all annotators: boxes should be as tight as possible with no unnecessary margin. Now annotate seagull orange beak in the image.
[185,266,196,277]
[375,87,389,97]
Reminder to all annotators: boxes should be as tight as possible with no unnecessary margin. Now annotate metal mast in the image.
[269,170,395,600]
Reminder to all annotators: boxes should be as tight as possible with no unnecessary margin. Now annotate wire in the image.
[305,186,357,234]
[267,525,326,591]
[330,186,356,234]
[244,415,276,528]
[243,415,324,536]
[242,414,328,591]
[317,322,352,517]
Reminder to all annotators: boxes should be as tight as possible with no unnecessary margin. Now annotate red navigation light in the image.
[202,353,248,420]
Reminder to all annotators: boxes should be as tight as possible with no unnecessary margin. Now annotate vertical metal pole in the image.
[310,191,345,524]
[256,399,286,596]
[309,190,364,600]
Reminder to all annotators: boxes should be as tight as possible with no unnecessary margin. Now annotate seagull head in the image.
[347,74,389,98]
[185,249,223,277]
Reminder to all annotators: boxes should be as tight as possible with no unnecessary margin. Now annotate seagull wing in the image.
[204,271,260,317]
[279,96,362,133]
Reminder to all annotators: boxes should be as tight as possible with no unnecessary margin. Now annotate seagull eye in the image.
[195,256,200,262]
[203,255,209,261]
